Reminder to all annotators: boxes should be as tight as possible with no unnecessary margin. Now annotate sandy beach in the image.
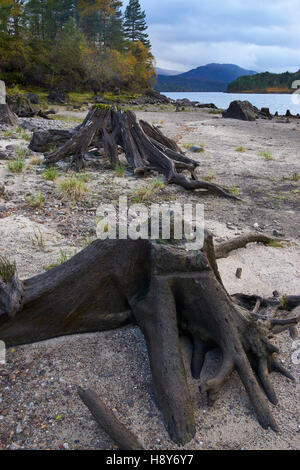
[0,108,299,450]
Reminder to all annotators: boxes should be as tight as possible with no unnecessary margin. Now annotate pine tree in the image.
[107,1,124,50]
[123,0,150,48]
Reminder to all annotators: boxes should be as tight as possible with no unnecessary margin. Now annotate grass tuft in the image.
[59,174,89,202]
[0,256,16,283]
[15,145,29,159]
[260,151,274,161]
[27,192,44,208]
[8,158,25,174]
[230,186,240,196]
[43,167,58,181]
[152,178,165,189]
[114,164,125,177]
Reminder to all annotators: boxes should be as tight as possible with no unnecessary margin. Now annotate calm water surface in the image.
[164,92,300,116]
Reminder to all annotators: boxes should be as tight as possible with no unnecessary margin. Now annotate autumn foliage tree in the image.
[0,0,155,92]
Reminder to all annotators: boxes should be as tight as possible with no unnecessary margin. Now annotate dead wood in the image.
[0,104,18,126]
[78,387,144,450]
[214,233,272,259]
[29,105,239,199]
[0,237,298,445]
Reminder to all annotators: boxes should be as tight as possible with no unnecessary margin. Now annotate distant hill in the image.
[227,70,300,93]
[155,67,181,76]
[154,63,257,92]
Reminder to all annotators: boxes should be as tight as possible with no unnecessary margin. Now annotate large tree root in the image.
[0,237,298,445]
[29,105,239,200]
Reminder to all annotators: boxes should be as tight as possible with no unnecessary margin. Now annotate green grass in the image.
[182,142,205,151]
[15,126,31,141]
[51,115,83,123]
[15,145,29,159]
[43,167,58,181]
[260,151,274,161]
[209,109,223,114]
[230,186,240,196]
[268,239,284,248]
[132,186,153,203]
[59,174,89,202]
[77,173,90,183]
[204,173,215,182]
[68,91,94,104]
[20,131,31,142]
[6,85,48,104]
[0,256,16,283]
[235,146,246,152]
[30,228,46,251]
[27,192,44,208]
[3,130,13,137]
[152,178,165,189]
[131,179,166,203]
[43,249,77,271]
[292,172,299,182]
[114,164,125,177]
[280,296,289,309]
[7,158,25,173]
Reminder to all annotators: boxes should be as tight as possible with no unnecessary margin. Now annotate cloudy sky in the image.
[140,0,300,73]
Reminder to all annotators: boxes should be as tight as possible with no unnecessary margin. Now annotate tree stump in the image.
[29,105,239,200]
[0,237,298,445]
[0,104,18,126]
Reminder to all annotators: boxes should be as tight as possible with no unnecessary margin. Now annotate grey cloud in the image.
[139,0,300,72]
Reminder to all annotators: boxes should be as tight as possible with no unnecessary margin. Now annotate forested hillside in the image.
[0,0,155,93]
[155,64,257,92]
[227,70,300,93]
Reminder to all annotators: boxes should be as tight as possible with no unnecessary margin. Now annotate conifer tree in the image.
[123,0,150,48]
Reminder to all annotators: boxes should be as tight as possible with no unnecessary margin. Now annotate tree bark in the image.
[0,238,296,445]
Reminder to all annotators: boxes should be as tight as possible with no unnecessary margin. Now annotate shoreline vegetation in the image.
[227,88,293,94]
[227,70,300,93]
[0,0,155,95]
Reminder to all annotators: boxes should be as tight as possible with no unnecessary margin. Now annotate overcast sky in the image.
[140,0,300,73]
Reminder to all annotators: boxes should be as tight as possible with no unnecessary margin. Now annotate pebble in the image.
[187,145,204,153]
[236,268,243,279]
[16,424,22,434]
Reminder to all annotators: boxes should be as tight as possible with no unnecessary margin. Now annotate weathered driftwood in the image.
[214,233,272,259]
[78,387,144,450]
[0,236,298,445]
[29,105,238,200]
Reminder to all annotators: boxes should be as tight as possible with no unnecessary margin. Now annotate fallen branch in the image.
[215,233,272,259]
[78,387,144,450]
